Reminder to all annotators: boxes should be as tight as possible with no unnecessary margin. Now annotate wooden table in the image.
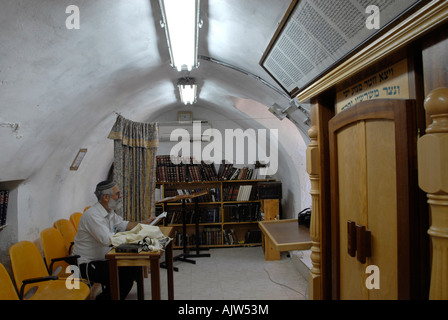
[258,219,312,261]
[105,226,174,300]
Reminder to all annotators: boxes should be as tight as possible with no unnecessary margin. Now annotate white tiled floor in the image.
[126,246,309,300]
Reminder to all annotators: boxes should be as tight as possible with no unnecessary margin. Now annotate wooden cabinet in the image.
[328,99,419,299]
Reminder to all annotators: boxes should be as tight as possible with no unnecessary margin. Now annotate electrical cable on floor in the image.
[263,266,308,299]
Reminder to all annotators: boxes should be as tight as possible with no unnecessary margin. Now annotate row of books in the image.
[156,155,265,182]
[157,185,258,203]
[223,203,261,222]
[223,229,239,245]
[157,165,186,183]
[202,228,222,246]
[174,229,262,246]
[224,229,262,245]
[217,164,261,181]
[166,208,221,225]
[174,228,222,246]
[156,155,219,182]
[165,203,261,224]
[222,185,257,201]
[224,229,261,245]
[0,191,9,227]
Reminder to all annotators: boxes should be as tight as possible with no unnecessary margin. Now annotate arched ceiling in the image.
[0,0,310,182]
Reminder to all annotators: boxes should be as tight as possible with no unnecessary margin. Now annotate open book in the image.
[149,211,167,226]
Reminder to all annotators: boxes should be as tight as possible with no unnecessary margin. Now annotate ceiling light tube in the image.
[159,0,200,72]
[178,78,197,105]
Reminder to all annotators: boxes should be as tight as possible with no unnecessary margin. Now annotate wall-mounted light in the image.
[159,0,201,72]
[268,103,288,120]
[178,78,197,105]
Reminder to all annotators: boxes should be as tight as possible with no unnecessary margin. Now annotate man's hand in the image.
[141,217,156,225]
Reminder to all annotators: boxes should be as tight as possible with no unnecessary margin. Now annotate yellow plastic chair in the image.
[0,263,19,300]
[40,227,79,277]
[9,241,90,300]
[70,212,82,231]
[83,206,90,212]
[54,219,77,254]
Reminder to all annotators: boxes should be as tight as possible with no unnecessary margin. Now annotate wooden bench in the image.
[258,219,312,261]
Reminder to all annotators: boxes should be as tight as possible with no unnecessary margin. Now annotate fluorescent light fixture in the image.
[159,0,200,72]
[178,78,197,105]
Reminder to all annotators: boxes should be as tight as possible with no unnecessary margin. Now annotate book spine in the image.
[0,191,7,226]
[0,191,4,226]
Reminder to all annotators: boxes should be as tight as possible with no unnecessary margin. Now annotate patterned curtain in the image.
[107,115,159,222]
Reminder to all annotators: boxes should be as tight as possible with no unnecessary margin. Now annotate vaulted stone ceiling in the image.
[0,0,310,181]
[0,1,311,239]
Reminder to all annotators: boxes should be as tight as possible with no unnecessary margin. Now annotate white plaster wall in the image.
[1,0,311,242]
[16,121,116,241]
[13,101,310,243]
[233,99,311,218]
[155,103,311,219]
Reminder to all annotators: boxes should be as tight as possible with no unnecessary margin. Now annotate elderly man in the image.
[73,180,155,300]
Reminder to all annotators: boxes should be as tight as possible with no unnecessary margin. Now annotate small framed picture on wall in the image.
[178,111,193,123]
[70,148,88,171]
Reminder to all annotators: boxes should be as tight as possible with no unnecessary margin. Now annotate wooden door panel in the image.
[329,100,416,300]
[337,122,368,299]
[365,120,398,300]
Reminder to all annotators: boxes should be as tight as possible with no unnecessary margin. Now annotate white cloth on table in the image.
[110,223,171,252]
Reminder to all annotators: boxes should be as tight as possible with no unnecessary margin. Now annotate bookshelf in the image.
[155,155,279,249]
[0,180,22,270]
[156,180,272,249]
[0,190,10,231]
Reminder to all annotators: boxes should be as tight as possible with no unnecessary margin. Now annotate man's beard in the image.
[109,197,123,211]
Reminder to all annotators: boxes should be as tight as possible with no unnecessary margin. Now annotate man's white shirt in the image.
[73,201,128,264]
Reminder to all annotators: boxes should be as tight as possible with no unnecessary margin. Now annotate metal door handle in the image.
[347,221,356,257]
[347,220,371,264]
[356,224,371,264]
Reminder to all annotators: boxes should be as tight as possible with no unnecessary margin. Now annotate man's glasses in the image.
[107,191,121,198]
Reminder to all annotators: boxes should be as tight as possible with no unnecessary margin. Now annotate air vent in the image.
[159,120,211,142]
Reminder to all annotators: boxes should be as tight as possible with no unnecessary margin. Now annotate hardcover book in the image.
[115,243,142,253]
